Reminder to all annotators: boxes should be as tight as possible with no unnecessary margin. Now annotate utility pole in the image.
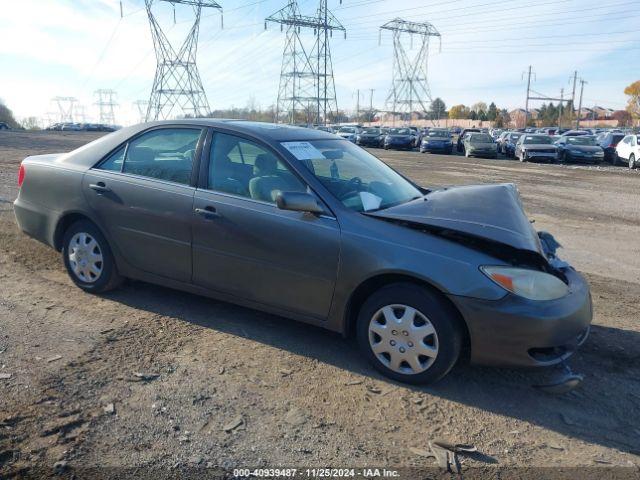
[380,19,441,124]
[570,70,577,113]
[145,0,223,121]
[369,88,374,123]
[558,88,564,130]
[524,65,532,128]
[576,79,587,129]
[354,89,360,123]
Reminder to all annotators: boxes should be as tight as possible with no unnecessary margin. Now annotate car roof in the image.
[138,119,337,141]
[56,119,339,169]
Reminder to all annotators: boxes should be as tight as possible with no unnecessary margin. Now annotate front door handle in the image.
[89,182,111,193]
[194,206,221,219]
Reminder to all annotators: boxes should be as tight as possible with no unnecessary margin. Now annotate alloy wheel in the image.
[68,232,103,283]
[630,154,636,170]
[368,304,439,375]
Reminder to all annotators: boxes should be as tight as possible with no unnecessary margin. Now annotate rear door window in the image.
[122,128,202,185]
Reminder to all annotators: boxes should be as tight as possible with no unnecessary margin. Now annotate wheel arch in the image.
[343,273,471,360]
[53,210,104,251]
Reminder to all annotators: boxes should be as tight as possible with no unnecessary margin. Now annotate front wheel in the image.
[62,220,123,293]
[356,283,462,384]
[629,154,636,169]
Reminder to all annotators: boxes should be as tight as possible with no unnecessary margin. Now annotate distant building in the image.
[509,108,528,128]
[592,106,614,119]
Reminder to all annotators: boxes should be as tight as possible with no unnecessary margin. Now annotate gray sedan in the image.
[14,120,592,384]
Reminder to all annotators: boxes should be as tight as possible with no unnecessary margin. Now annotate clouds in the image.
[0,0,636,125]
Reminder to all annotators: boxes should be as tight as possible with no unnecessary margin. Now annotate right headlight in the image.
[480,266,569,301]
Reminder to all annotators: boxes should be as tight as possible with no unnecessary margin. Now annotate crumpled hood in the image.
[367,183,544,255]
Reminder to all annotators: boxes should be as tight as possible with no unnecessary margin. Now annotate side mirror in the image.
[276,191,324,214]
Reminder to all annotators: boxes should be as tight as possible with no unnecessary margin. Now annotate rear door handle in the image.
[194,206,221,219]
[89,182,111,193]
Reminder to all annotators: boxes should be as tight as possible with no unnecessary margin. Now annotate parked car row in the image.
[310,124,638,169]
[46,122,120,132]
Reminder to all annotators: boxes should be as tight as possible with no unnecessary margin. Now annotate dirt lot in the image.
[1,131,639,478]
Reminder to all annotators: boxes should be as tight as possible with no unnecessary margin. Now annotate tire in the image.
[629,154,636,170]
[356,283,462,385]
[519,153,526,162]
[62,220,122,293]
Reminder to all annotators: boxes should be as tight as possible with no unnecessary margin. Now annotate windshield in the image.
[389,128,411,135]
[469,133,493,143]
[567,136,597,145]
[523,135,553,144]
[282,139,422,213]
[362,128,380,134]
[509,133,522,141]
[428,129,450,137]
[338,127,356,133]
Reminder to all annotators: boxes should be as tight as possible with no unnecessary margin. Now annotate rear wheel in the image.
[356,283,462,384]
[629,154,636,170]
[62,220,122,293]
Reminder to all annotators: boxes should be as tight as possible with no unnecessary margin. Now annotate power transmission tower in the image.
[94,89,118,125]
[133,100,150,123]
[53,97,77,123]
[266,0,345,125]
[145,0,222,121]
[75,104,88,123]
[380,18,441,123]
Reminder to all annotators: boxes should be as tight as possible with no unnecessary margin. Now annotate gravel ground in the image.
[0,131,639,479]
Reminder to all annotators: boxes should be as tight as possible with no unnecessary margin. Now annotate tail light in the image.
[18,163,25,187]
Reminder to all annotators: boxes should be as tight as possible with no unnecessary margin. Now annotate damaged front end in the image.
[365,183,592,372]
[366,183,569,282]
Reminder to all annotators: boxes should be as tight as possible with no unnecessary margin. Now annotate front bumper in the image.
[468,148,497,157]
[385,141,414,149]
[449,267,592,367]
[357,137,381,147]
[566,151,604,162]
[421,142,453,152]
[524,151,557,161]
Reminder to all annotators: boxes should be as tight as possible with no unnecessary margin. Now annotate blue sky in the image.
[0,0,637,125]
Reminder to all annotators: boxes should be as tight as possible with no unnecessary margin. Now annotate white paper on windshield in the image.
[281,141,325,160]
[360,192,382,211]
